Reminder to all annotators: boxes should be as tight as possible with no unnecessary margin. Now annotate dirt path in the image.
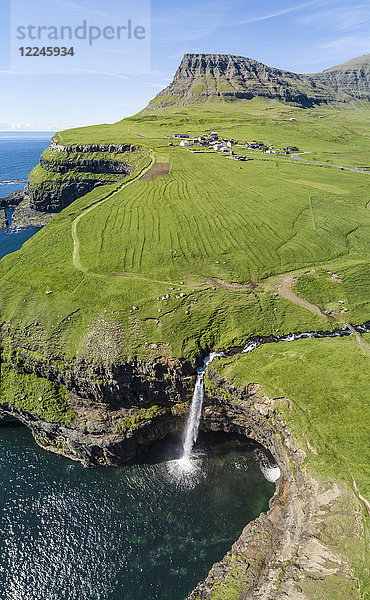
[204,276,257,291]
[141,163,170,180]
[71,153,155,274]
[351,479,370,516]
[276,274,369,352]
[276,275,336,321]
[291,152,370,175]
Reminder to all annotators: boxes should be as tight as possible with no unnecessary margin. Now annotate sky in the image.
[0,0,369,131]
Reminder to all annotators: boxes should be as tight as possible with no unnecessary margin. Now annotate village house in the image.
[173,134,189,139]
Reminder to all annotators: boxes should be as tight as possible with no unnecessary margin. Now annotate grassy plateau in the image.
[0,96,369,598]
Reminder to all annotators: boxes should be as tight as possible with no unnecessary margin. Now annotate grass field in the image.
[56,99,370,165]
[0,100,369,360]
[76,148,368,283]
[208,334,370,597]
[0,75,369,600]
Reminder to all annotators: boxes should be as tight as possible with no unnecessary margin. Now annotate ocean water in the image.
[0,132,53,259]
[0,132,276,599]
[0,428,275,600]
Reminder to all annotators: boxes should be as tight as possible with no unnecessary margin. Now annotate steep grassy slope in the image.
[207,334,370,599]
[0,67,368,600]
[0,102,369,362]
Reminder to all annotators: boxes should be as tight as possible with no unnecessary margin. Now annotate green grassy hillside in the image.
[208,334,370,598]
[0,100,369,361]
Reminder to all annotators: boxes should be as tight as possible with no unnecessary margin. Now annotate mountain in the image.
[149,53,370,108]
[311,54,370,100]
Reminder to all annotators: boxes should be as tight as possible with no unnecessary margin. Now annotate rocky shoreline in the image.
[0,344,362,599]
[0,188,56,229]
[0,209,8,229]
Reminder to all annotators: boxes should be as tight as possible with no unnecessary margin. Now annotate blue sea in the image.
[0,132,276,600]
[0,131,53,259]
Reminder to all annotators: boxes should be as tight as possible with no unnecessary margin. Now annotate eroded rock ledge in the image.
[0,350,362,599]
[186,372,361,599]
[0,333,197,465]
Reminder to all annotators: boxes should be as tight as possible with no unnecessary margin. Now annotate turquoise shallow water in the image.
[0,428,275,600]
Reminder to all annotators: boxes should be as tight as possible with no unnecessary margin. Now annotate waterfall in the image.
[182,352,219,461]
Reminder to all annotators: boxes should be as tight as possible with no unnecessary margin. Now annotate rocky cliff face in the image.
[186,371,361,599]
[151,53,369,108]
[0,140,141,224]
[0,325,197,466]
[25,174,112,213]
[312,54,370,100]
[25,139,139,213]
[1,334,360,598]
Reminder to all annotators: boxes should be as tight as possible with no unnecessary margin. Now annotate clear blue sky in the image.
[0,0,369,131]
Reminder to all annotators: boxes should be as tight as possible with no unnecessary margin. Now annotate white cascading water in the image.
[181,352,220,463]
[168,321,369,484]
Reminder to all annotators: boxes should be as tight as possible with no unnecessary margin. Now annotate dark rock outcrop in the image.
[0,324,198,466]
[25,174,115,213]
[9,196,57,229]
[0,189,25,207]
[0,209,8,230]
[0,188,57,229]
[40,156,135,175]
[25,140,138,213]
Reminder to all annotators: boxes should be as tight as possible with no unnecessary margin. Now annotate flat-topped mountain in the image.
[150,53,370,108]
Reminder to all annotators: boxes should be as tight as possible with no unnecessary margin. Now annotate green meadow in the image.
[0,75,369,600]
[208,334,370,598]
[0,98,369,360]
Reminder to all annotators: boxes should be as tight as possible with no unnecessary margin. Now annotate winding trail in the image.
[71,153,155,274]
[70,148,368,353]
[291,152,370,175]
[276,275,335,322]
[276,274,369,352]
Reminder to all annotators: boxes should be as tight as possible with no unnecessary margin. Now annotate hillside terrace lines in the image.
[70,140,367,322]
[71,152,155,275]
